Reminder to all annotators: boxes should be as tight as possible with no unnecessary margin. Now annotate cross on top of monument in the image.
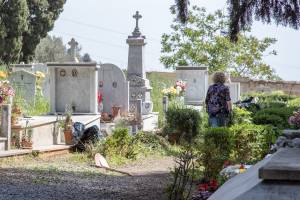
[68,38,79,62]
[132,11,142,37]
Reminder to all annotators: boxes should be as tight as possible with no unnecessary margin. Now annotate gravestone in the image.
[176,66,209,105]
[227,82,241,103]
[9,70,37,103]
[48,62,99,114]
[12,63,50,101]
[98,63,129,114]
[127,11,153,115]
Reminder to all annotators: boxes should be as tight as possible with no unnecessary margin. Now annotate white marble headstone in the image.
[98,63,129,114]
[176,66,209,105]
[227,82,241,103]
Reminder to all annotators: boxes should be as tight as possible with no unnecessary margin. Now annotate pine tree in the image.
[175,0,300,41]
[0,0,29,64]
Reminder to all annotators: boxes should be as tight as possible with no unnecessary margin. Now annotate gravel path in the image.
[0,155,174,200]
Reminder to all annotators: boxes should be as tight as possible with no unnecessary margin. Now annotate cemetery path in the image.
[0,155,174,200]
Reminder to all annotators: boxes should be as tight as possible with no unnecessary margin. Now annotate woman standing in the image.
[205,72,232,127]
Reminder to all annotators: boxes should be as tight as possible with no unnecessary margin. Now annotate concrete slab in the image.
[210,149,300,200]
[259,148,300,181]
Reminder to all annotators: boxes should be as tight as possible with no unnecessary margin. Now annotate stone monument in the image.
[9,70,37,104]
[48,38,99,114]
[127,11,153,115]
[98,63,129,114]
[176,66,209,105]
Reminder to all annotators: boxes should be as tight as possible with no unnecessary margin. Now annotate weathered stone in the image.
[176,66,208,105]
[259,148,300,181]
[209,150,300,200]
[275,136,288,148]
[98,63,129,114]
[292,138,300,148]
[9,70,37,104]
[283,129,300,139]
[48,62,99,114]
[1,104,11,150]
[126,11,153,115]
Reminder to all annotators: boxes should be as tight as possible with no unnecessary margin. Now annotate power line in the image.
[51,31,161,57]
[60,17,162,44]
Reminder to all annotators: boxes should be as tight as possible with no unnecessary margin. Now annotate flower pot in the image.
[64,130,73,145]
[21,139,33,149]
[112,106,122,118]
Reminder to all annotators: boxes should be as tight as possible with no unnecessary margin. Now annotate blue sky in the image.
[50,0,300,81]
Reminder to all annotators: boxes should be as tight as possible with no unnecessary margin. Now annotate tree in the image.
[0,0,66,65]
[34,35,69,63]
[175,0,300,41]
[161,6,280,80]
[0,0,29,65]
[21,0,66,62]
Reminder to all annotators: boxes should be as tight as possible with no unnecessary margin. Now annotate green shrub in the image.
[230,124,279,163]
[246,91,295,103]
[165,105,201,143]
[259,101,287,109]
[201,128,231,179]
[253,107,296,129]
[287,98,300,108]
[103,128,138,159]
[134,132,170,153]
[231,107,252,125]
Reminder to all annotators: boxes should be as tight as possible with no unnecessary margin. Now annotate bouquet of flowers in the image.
[289,108,300,128]
[161,80,187,99]
[175,80,186,96]
[0,80,15,104]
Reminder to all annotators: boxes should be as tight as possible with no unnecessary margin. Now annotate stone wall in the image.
[231,77,300,97]
[146,72,300,97]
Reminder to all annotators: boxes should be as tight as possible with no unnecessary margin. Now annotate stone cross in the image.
[132,11,142,37]
[68,38,79,62]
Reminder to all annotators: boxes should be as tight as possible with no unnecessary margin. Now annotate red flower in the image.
[198,183,209,191]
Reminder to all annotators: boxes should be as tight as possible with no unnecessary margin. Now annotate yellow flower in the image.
[0,71,7,79]
[36,71,45,78]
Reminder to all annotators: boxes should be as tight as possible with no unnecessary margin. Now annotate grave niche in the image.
[48,63,99,114]
[98,63,129,114]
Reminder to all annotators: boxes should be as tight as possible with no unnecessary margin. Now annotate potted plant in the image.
[21,121,33,149]
[63,105,73,145]
[11,104,22,125]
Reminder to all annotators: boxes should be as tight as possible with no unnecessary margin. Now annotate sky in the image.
[50,0,300,81]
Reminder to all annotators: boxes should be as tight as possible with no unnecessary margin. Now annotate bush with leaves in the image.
[287,98,300,108]
[231,107,252,125]
[102,128,138,160]
[201,128,232,179]
[253,107,296,129]
[230,124,280,164]
[164,105,201,143]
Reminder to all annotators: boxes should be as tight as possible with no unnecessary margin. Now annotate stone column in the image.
[1,104,11,150]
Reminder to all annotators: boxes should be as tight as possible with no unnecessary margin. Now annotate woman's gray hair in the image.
[213,72,226,84]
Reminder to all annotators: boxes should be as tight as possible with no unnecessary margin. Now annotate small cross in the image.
[68,38,79,62]
[133,11,142,29]
[132,11,142,37]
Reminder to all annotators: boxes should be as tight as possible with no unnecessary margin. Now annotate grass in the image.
[147,72,175,127]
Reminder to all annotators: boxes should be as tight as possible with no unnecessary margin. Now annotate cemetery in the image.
[1,1,300,200]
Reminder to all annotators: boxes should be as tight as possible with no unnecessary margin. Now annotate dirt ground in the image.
[0,154,174,200]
